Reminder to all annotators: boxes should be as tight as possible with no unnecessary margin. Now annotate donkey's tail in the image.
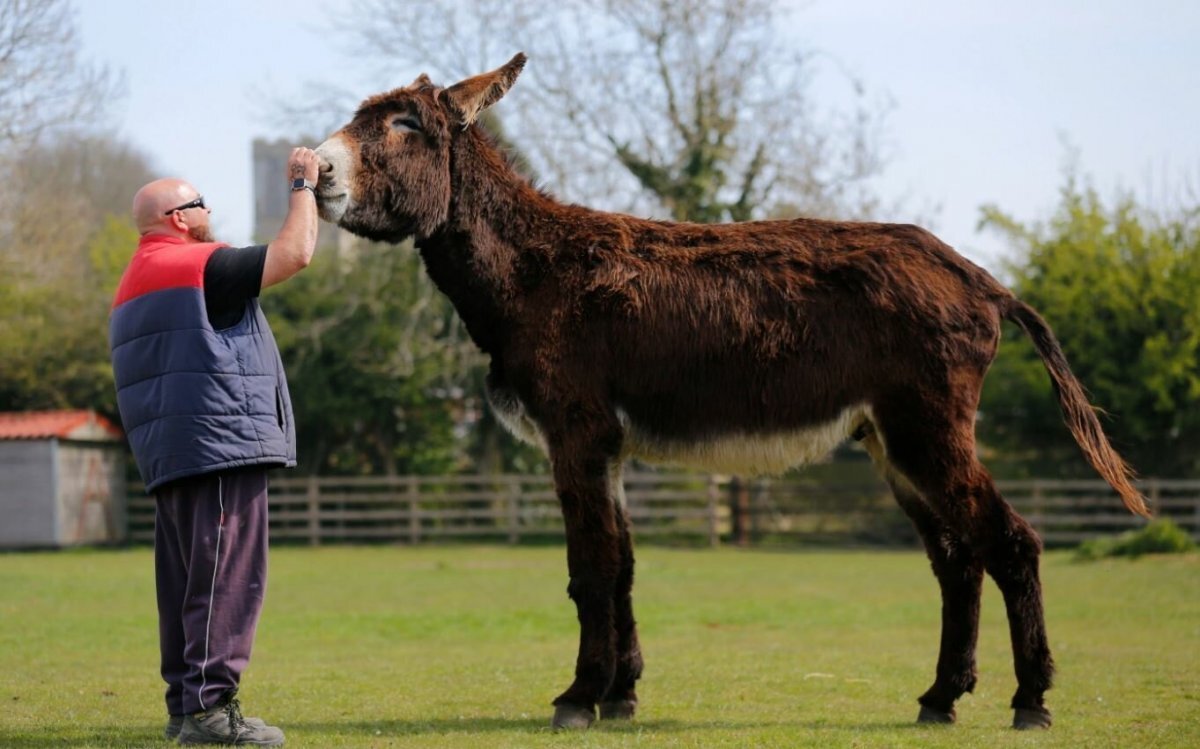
[1002,298,1150,517]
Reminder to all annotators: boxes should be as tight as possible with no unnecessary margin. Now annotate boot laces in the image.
[223,694,248,732]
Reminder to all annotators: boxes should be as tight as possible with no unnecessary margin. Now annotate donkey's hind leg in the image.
[872,397,1055,729]
[973,483,1055,728]
[861,429,984,724]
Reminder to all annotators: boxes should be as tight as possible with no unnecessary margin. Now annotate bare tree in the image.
[0,132,156,299]
[0,0,121,148]
[326,0,890,222]
[0,132,157,412]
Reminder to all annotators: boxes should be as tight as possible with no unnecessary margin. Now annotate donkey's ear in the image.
[408,73,434,89]
[442,53,526,126]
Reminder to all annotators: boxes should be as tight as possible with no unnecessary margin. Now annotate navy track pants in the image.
[154,468,269,715]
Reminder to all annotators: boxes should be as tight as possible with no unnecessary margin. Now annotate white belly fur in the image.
[487,387,548,452]
[488,385,870,477]
[617,405,870,475]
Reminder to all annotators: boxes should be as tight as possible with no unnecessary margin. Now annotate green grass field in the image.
[1,545,1196,747]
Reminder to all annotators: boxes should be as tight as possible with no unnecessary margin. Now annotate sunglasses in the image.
[163,196,207,215]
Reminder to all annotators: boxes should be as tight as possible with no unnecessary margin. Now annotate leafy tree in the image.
[979,176,1200,477]
[265,237,520,475]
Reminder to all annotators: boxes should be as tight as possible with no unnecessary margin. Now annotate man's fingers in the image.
[288,148,320,183]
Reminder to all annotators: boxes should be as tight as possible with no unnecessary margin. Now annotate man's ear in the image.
[441,52,526,126]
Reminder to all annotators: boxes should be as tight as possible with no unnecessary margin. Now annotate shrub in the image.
[1074,519,1196,561]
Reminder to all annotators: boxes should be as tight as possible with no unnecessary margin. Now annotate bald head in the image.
[132,178,204,235]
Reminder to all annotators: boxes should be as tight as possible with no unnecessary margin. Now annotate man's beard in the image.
[187,225,216,243]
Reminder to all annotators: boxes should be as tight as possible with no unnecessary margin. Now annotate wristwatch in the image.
[291,178,316,194]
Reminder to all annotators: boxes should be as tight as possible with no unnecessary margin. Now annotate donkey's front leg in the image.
[599,498,642,720]
[549,433,623,729]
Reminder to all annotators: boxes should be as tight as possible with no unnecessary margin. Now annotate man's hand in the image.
[288,147,320,184]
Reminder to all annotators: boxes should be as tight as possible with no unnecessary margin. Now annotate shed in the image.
[0,410,127,548]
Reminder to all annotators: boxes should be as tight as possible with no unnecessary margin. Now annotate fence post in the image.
[1193,485,1200,540]
[1031,480,1044,535]
[730,477,750,547]
[507,476,521,545]
[407,476,420,545]
[1148,477,1161,518]
[706,475,720,548]
[306,476,320,546]
[750,478,765,543]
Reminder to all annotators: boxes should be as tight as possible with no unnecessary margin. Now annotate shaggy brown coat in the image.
[314,53,1147,731]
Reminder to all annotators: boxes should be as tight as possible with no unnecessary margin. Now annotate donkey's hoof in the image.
[552,704,596,729]
[599,699,637,720]
[1013,707,1052,730]
[917,705,956,724]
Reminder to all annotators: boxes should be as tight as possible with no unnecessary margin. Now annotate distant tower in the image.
[252,137,348,251]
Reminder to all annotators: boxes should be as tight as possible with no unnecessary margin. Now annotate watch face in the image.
[292,178,306,189]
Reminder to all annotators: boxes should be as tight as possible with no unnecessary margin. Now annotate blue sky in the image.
[77,0,1200,271]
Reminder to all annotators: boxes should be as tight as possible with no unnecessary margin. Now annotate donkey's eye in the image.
[390,116,421,133]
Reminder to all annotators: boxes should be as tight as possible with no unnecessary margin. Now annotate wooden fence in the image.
[126,473,1200,547]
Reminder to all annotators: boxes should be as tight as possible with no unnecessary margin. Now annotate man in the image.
[109,148,321,746]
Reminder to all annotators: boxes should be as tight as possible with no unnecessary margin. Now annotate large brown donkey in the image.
[314,54,1149,731]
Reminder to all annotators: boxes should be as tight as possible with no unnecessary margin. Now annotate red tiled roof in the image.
[0,410,123,441]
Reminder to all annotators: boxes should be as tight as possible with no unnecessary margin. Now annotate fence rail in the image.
[125,473,1200,547]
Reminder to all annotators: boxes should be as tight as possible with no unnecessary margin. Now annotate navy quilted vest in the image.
[109,235,296,492]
